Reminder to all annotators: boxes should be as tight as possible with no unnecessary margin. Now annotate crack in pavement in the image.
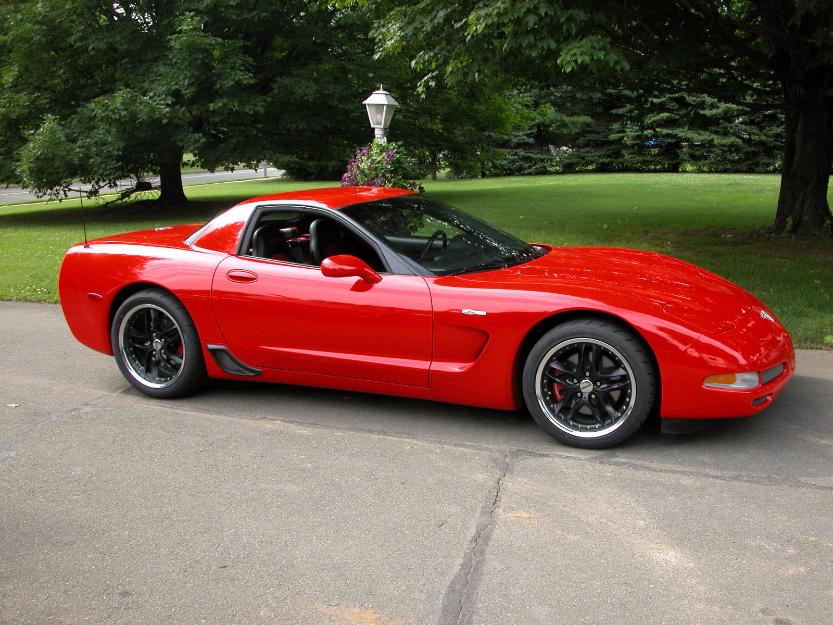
[0,389,125,467]
[438,450,511,625]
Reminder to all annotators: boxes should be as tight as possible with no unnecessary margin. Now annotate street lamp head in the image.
[363,86,399,143]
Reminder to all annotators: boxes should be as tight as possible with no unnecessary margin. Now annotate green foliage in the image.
[440,86,783,178]
[374,1,636,88]
[1,0,274,196]
[17,91,178,197]
[393,83,516,180]
[498,88,783,176]
[16,116,79,196]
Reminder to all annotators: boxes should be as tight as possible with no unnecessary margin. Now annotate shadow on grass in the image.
[0,199,241,228]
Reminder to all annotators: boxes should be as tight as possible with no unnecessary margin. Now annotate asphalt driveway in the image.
[1,302,831,625]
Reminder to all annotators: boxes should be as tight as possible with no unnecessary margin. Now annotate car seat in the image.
[309,218,345,264]
[252,224,291,261]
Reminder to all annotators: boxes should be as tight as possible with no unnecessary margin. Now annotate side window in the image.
[245,210,385,272]
[244,210,307,261]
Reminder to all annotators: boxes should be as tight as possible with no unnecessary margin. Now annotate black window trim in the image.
[236,202,417,276]
[338,196,536,277]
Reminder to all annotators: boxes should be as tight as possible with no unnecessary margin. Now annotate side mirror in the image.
[320,254,382,284]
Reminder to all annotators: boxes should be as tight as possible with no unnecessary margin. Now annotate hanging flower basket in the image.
[341,141,423,191]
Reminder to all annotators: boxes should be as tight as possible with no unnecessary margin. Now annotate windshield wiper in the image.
[457,259,511,274]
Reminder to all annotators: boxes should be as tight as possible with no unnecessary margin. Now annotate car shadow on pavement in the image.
[192,377,536,436]
[116,370,824,457]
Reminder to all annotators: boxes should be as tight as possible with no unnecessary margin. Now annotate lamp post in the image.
[363,86,399,144]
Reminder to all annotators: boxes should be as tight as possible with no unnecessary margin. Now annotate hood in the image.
[90,223,204,250]
[486,247,752,334]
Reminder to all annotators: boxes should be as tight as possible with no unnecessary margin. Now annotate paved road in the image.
[0,168,285,205]
[1,302,831,625]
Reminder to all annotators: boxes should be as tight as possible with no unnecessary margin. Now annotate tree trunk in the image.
[158,146,187,205]
[774,82,833,235]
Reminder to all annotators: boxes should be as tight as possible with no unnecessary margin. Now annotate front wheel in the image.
[111,288,207,398]
[522,319,656,449]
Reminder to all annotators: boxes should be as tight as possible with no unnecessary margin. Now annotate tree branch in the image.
[683,0,771,63]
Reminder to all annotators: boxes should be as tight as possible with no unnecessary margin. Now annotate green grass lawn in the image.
[1,173,831,347]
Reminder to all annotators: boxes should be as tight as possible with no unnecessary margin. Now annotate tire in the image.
[111,288,207,398]
[522,319,656,449]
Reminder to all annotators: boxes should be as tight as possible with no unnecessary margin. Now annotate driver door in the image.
[210,226,433,388]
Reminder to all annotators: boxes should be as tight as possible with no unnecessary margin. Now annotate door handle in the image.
[226,269,258,283]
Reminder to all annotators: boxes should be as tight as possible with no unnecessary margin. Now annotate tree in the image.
[1,0,274,203]
[0,1,395,200]
[0,0,516,198]
[374,0,833,235]
[491,86,783,175]
[392,80,516,179]
[0,0,277,202]
[262,8,515,181]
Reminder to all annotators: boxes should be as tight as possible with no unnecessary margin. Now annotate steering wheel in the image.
[418,229,448,261]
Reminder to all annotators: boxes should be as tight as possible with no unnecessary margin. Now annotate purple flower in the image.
[342,142,414,188]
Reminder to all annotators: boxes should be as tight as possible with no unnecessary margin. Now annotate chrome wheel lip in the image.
[118,303,186,390]
[534,337,637,439]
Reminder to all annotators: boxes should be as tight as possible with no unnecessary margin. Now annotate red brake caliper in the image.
[552,370,564,402]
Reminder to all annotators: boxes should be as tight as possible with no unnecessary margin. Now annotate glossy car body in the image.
[59,186,794,421]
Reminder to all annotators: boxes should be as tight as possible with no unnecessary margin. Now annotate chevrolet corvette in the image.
[59,186,795,448]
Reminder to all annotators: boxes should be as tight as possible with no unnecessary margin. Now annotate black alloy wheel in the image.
[111,289,206,398]
[522,319,656,448]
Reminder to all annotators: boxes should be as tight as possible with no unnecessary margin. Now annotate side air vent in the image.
[207,345,262,377]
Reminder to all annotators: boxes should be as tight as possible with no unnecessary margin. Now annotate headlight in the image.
[703,372,760,390]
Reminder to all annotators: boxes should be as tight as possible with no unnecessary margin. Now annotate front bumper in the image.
[659,309,795,419]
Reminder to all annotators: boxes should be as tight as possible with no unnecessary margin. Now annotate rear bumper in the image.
[659,309,795,419]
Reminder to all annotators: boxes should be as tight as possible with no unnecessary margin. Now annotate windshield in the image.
[341,196,544,275]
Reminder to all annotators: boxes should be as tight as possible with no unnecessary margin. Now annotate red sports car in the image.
[59,186,795,448]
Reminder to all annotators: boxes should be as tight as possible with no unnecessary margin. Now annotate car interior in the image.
[243,210,386,272]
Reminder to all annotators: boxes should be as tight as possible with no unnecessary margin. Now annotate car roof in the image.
[190,186,419,254]
[239,186,416,210]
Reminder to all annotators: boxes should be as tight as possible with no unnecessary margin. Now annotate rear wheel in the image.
[111,289,206,398]
[522,319,656,448]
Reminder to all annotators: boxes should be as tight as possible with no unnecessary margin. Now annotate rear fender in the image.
[59,243,225,355]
